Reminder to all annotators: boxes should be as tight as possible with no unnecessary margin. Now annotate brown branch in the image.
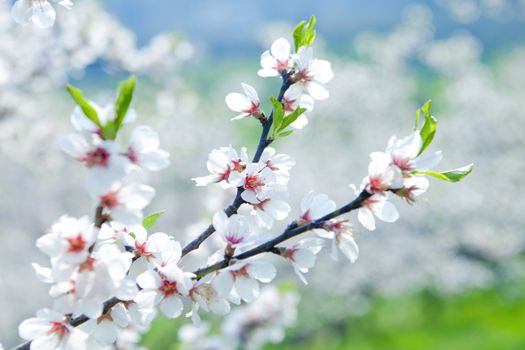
[193,190,372,279]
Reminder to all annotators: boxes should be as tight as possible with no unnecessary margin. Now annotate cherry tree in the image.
[9,16,473,350]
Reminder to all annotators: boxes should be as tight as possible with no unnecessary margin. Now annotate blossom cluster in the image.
[14,16,472,350]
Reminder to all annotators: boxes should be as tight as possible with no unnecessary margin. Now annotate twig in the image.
[193,190,372,279]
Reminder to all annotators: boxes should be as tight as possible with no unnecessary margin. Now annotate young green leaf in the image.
[279,107,306,132]
[269,96,285,138]
[143,211,165,230]
[292,15,317,52]
[418,100,437,156]
[415,163,474,183]
[66,85,103,130]
[102,76,136,140]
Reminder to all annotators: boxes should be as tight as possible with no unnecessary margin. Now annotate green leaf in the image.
[418,100,437,155]
[279,107,306,132]
[66,85,103,130]
[269,96,285,138]
[143,211,165,230]
[103,75,136,140]
[292,15,317,52]
[415,163,474,183]
[277,130,294,138]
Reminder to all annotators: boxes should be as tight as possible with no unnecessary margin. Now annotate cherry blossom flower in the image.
[18,308,87,350]
[11,0,73,29]
[95,182,155,225]
[281,84,315,129]
[61,135,128,195]
[351,184,399,231]
[212,211,252,248]
[293,47,334,100]
[366,152,403,194]
[213,260,276,303]
[188,277,231,324]
[323,220,360,263]
[299,191,336,224]
[394,175,430,204]
[258,38,293,77]
[126,126,170,171]
[237,163,277,203]
[51,244,136,319]
[36,215,95,266]
[281,238,324,284]
[225,83,262,120]
[134,265,194,319]
[259,147,295,185]
[384,132,442,174]
[193,146,248,187]
[249,190,291,229]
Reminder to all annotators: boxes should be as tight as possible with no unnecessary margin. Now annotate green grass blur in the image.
[141,270,525,350]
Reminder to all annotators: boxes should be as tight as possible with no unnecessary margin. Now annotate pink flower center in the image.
[231,159,244,172]
[66,234,86,253]
[100,191,119,209]
[296,69,311,82]
[282,97,296,113]
[275,59,289,71]
[231,265,250,279]
[300,210,312,223]
[81,147,110,167]
[392,156,414,172]
[369,176,389,193]
[243,102,260,116]
[49,321,69,339]
[244,174,264,192]
[159,279,178,297]
[127,146,139,164]
[134,241,152,257]
[225,234,244,245]
[79,257,96,272]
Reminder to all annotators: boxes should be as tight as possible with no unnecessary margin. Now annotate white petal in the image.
[19,318,50,340]
[271,38,291,61]
[235,277,259,303]
[415,151,443,170]
[358,207,376,231]
[139,149,170,171]
[306,81,330,100]
[159,296,183,318]
[30,333,61,350]
[130,126,160,153]
[212,272,234,297]
[293,249,316,270]
[61,134,89,158]
[225,93,251,112]
[338,233,359,263]
[247,261,276,283]
[136,270,161,290]
[241,83,259,102]
[209,298,230,316]
[92,320,118,345]
[376,201,399,223]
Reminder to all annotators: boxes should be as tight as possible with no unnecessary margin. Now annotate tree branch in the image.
[181,72,294,257]
[193,189,372,279]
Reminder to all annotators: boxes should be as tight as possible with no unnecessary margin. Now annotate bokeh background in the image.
[1,0,525,348]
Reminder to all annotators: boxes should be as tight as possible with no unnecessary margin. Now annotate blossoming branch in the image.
[11,16,472,350]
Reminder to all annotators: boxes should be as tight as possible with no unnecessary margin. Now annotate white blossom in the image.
[258,38,293,77]
[18,308,88,350]
[225,83,262,120]
[294,46,334,100]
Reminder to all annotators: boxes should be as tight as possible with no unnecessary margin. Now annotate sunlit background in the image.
[1,0,525,349]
